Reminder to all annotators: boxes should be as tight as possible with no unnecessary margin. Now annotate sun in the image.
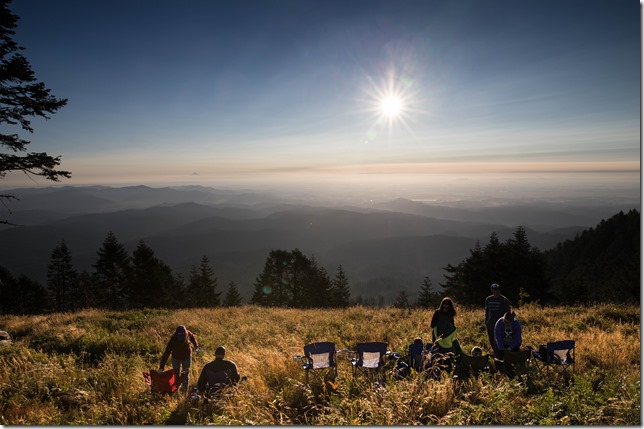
[380,95,404,119]
[360,68,420,137]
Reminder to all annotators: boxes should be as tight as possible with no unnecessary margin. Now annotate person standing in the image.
[430,297,458,353]
[159,325,199,394]
[485,283,510,356]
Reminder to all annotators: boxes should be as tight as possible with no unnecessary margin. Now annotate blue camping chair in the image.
[389,342,432,380]
[294,341,337,384]
[351,342,389,381]
[528,340,575,377]
[408,342,432,374]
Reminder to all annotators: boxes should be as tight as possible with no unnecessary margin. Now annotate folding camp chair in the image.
[294,341,337,384]
[460,353,490,378]
[529,340,575,376]
[351,342,388,381]
[496,349,531,378]
[143,369,178,394]
[387,342,431,380]
[408,342,432,374]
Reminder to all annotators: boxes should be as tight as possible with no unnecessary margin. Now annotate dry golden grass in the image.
[0,303,639,425]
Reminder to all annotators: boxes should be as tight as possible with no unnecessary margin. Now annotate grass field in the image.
[0,303,640,425]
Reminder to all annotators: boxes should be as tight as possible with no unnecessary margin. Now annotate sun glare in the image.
[361,68,421,138]
[380,96,403,119]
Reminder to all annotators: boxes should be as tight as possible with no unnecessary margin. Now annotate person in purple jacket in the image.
[159,325,199,394]
[494,311,522,359]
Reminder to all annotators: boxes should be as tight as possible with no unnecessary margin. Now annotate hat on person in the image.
[490,283,500,290]
[175,325,187,340]
[215,346,226,357]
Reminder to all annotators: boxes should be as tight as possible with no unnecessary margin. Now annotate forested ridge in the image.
[0,209,639,314]
[544,209,640,303]
[440,209,639,306]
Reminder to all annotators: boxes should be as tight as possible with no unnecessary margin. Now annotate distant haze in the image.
[0,183,638,304]
[4,170,638,208]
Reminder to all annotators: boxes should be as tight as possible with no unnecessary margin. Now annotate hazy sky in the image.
[3,0,640,199]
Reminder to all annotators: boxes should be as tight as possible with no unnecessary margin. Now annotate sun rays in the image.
[361,68,422,139]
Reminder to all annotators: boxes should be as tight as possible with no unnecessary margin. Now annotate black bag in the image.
[394,360,411,379]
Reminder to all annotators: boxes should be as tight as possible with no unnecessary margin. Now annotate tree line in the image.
[439,209,640,307]
[0,209,638,314]
[0,231,352,314]
[391,209,640,310]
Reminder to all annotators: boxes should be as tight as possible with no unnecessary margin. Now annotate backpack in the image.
[205,370,232,395]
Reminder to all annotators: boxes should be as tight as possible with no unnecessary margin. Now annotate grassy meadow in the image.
[0,303,640,425]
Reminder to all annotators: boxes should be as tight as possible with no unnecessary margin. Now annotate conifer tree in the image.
[330,265,351,307]
[74,270,96,310]
[442,228,547,306]
[47,240,77,312]
[93,231,131,309]
[223,281,243,307]
[251,249,333,308]
[14,274,50,314]
[251,249,293,307]
[0,265,16,314]
[505,226,546,304]
[394,289,411,309]
[186,256,220,307]
[168,273,187,308]
[130,240,175,308]
[250,269,275,306]
[297,252,331,308]
[0,0,70,223]
[416,276,438,308]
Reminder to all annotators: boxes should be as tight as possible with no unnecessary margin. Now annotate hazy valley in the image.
[0,185,638,302]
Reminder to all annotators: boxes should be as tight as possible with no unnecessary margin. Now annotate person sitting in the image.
[494,311,522,359]
[197,346,241,396]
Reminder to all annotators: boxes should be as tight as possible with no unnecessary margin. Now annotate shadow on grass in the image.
[165,399,192,425]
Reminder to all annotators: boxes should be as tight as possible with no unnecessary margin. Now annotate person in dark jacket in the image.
[159,325,199,394]
[197,346,241,395]
[485,283,511,356]
[430,297,458,353]
[494,311,522,359]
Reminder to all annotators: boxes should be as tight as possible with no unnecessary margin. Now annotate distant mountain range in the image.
[0,185,636,302]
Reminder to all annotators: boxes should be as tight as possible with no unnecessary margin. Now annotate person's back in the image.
[485,284,510,355]
[197,346,240,395]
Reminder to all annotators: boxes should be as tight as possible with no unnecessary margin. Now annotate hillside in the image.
[0,304,639,425]
[544,209,640,303]
[0,185,636,302]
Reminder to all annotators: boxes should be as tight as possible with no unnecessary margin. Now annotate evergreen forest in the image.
[0,209,639,315]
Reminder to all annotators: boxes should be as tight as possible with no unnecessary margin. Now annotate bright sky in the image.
[3,0,641,199]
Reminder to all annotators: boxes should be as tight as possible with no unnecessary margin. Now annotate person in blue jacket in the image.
[494,311,522,359]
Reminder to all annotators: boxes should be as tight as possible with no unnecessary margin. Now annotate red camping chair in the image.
[143,369,178,394]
